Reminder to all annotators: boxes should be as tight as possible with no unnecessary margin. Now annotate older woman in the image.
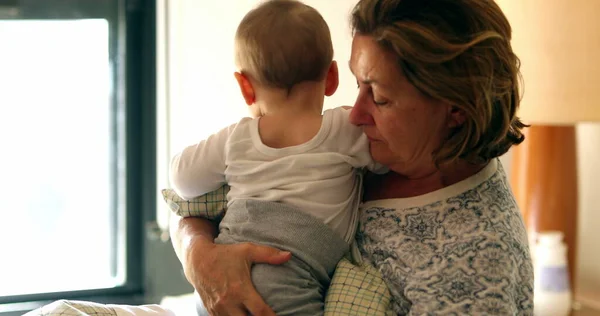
[170,0,533,315]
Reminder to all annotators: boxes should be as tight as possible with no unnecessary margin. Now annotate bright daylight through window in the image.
[0,19,125,297]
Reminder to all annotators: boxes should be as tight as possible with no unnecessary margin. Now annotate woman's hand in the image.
[183,234,292,316]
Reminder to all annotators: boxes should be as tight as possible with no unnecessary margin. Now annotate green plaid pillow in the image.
[161,185,230,220]
[325,257,393,315]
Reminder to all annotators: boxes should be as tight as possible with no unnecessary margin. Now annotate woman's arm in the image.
[169,212,218,264]
[169,214,292,316]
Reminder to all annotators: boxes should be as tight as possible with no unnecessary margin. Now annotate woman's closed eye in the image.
[373,98,388,106]
[357,82,389,106]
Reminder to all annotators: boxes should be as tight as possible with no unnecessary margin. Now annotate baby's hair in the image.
[235,0,333,91]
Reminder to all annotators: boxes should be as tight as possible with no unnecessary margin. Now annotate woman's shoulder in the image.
[360,159,530,250]
[358,160,534,314]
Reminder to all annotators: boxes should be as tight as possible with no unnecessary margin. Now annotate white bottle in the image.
[533,231,572,316]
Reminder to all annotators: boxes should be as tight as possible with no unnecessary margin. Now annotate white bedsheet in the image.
[24,299,180,316]
[23,292,201,316]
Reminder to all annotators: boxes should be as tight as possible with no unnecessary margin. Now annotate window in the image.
[1,18,116,296]
[0,0,155,307]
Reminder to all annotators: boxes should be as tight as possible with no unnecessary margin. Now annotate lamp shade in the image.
[497,0,600,124]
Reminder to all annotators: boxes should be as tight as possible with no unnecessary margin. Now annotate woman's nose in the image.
[349,98,375,126]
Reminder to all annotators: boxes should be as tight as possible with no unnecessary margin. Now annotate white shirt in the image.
[170,107,385,242]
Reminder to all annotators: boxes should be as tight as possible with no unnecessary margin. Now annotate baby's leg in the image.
[215,199,349,316]
[215,233,325,316]
[252,256,325,316]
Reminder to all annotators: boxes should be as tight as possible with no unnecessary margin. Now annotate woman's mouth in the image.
[366,135,378,142]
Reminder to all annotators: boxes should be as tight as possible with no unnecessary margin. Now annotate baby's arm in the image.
[333,107,388,174]
[170,123,236,200]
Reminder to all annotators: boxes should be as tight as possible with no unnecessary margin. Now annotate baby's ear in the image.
[325,61,339,97]
[234,72,255,105]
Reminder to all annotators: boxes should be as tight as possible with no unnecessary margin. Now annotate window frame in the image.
[0,0,156,310]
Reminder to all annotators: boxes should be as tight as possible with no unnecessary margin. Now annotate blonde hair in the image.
[235,0,333,91]
[351,0,527,165]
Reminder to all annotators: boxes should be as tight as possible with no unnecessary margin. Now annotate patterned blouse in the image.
[355,159,534,315]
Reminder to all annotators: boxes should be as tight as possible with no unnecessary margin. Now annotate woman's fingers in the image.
[188,242,289,316]
[243,290,277,316]
[238,243,289,315]
[200,283,256,316]
[210,303,248,316]
[243,243,292,265]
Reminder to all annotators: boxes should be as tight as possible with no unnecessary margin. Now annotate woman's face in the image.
[349,35,454,177]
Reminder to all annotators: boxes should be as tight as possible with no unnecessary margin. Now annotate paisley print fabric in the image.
[356,160,534,315]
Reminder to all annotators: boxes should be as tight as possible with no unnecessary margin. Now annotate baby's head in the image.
[234,0,335,97]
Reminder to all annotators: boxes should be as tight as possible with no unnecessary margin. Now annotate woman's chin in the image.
[369,145,394,167]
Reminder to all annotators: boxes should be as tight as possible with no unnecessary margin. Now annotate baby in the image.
[169,0,385,314]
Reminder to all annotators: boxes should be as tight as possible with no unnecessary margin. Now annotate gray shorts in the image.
[214,199,349,316]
